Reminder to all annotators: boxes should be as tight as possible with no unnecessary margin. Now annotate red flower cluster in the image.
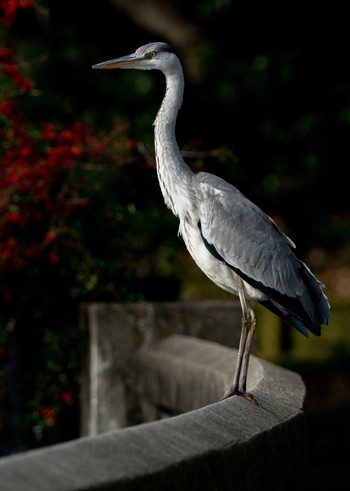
[41,407,56,425]
[0,97,103,277]
[61,391,74,406]
[0,37,110,284]
[0,59,34,93]
[1,4,35,91]
[39,390,74,427]
[0,0,34,27]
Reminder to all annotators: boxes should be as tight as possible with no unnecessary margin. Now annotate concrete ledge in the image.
[0,335,306,491]
[80,301,244,434]
[133,334,303,417]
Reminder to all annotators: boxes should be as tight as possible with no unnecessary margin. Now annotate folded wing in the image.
[195,172,330,336]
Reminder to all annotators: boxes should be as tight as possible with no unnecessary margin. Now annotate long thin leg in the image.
[222,282,252,399]
[238,303,256,395]
[223,308,248,398]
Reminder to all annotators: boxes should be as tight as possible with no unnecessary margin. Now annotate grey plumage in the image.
[93,42,330,400]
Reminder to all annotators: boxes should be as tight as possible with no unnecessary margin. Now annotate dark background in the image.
[1,1,349,488]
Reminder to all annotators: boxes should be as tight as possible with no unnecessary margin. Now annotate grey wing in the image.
[195,172,304,298]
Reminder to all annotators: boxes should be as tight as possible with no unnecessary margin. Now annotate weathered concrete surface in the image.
[0,335,306,491]
[80,301,243,434]
[133,334,305,419]
[134,335,262,418]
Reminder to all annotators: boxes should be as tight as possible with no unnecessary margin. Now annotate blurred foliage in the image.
[0,0,349,454]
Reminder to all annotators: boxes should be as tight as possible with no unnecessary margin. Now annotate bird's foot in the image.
[221,388,258,405]
[241,391,258,404]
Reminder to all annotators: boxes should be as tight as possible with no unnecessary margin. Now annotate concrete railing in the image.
[0,302,306,490]
[80,301,244,433]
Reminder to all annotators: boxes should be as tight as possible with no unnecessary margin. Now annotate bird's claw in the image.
[221,389,258,405]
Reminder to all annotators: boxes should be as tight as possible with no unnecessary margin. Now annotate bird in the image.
[93,42,330,401]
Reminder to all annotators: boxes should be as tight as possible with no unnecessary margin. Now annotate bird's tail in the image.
[259,261,330,337]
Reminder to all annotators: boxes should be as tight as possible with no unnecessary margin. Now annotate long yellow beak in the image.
[92,53,143,70]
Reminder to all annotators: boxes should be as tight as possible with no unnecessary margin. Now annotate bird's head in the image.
[92,42,178,73]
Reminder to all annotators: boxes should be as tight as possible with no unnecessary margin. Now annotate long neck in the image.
[154,62,194,218]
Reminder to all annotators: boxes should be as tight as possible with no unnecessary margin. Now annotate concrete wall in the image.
[80,301,243,434]
[0,302,306,491]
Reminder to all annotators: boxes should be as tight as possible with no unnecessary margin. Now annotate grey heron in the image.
[93,42,330,401]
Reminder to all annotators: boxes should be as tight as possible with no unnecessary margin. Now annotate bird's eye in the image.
[149,51,156,58]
